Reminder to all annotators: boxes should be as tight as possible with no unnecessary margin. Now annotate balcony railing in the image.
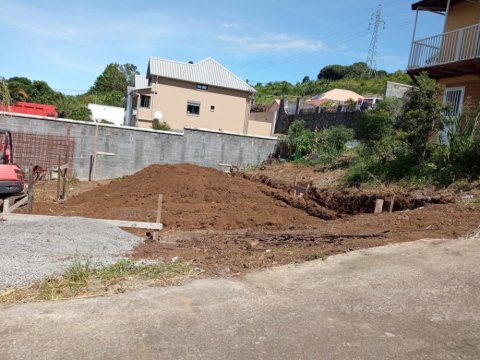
[408,23,480,70]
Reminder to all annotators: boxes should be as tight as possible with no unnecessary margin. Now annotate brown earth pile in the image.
[35,164,322,230]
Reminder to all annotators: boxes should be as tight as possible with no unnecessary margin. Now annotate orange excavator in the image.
[0,129,24,195]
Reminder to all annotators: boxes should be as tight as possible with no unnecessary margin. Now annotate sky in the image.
[0,0,444,94]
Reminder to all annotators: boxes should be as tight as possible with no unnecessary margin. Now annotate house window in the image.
[196,84,208,91]
[441,86,465,144]
[140,95,151,108]
[187,101,200,116]
[210,105,215,112]
[444,87,465,116]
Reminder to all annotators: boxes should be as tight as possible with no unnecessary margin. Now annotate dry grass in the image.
[0,259,196,304]
[31,179,109,204]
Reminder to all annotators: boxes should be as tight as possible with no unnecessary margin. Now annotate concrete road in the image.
[1,233,480,360]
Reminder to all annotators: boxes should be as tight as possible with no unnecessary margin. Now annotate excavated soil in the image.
[243,173,449,219]
[30,164,322,230]
[26,163,480,277]
[131,203,480,275]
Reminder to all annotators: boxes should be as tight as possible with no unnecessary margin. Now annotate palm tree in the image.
[0,79,29,111]
[0,79,11,111]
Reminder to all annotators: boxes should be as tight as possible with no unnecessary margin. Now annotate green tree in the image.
[29,80,63,104]
[317,64,346,81]
[7,77,32,102]
[90,63,126,94]
[345,62,370,78]
[400,72,446,164]
[119,63,139,87]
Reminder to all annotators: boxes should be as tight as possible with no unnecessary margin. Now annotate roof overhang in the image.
[407,58,480,79]
[128,87,152,96]
[411,0,464,13]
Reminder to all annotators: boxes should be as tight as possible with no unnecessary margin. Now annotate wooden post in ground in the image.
[294,176,298,197]
[56,155,61,201]
[2,198,9,220]
[374,199,384,214]
[28,166,34,214]
[153,194,163,241]
[59,165,68,201]
[305,184,310,201]
[389,195,395,213]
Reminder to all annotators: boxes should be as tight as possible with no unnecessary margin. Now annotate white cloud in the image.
[218,34,328,53]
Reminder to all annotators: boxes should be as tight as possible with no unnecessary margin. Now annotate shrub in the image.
[432,109,480,184]
[322,126,354,152]
[375,97,404,124]
[274,121,353,166]
[344,135,419,186]
[353,110,394,144]
[152,119,171,131]
[312,126,354,166]
[287,120,315,158]
[400,72,446,164]
[273,135,295,159]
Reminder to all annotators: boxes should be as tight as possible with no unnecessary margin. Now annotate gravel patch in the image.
[0,216,143,290]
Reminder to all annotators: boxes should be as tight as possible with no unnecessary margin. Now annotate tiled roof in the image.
[148,57,255,93]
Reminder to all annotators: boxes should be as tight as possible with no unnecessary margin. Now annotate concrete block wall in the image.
[0,114,276,180]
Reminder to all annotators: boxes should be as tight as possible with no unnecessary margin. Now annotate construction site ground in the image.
[24,163,480,277]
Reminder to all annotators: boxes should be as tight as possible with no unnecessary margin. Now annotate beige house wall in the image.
[135,77,251,134]
[439,74,480,106]
[250,111,270,122]
[247,120,273,137]
[444,1,480,32]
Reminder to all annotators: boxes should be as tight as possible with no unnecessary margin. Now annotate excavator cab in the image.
[0,129,24,195]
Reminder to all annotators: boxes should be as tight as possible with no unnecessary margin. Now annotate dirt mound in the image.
[36,164,322,230]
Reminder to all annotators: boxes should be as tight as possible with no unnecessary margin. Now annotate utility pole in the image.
[365,3,385,77]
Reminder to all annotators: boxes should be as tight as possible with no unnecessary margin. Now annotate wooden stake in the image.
[56,155,61,201]
[60,165,68,201]
[153,194,163,241]
[28,166,34,214]
[2,198,9,220]
[389,195,395,213]
[374,199,384,214]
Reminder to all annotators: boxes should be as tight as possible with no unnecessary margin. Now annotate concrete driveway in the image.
[1,233,480,360]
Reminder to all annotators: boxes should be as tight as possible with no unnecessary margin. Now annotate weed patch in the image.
[0,259,195,304]
[306,252,328,261]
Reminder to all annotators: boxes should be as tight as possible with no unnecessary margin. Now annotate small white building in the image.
[88,104,125,126]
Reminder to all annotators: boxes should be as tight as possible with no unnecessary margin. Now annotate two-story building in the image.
[407,0,480,115]
[125,57,258,135]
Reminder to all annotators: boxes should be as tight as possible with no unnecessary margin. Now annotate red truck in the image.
[0,101,57,118]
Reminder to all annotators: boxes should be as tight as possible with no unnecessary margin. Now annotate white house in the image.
[88,104,125,126]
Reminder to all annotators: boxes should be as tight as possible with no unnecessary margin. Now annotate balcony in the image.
[408,23,480,78]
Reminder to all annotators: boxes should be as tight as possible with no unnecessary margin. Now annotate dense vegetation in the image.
[2,63,138,121]
[3,60,412,122]
[275,73,480,187]
[254,62,412,105]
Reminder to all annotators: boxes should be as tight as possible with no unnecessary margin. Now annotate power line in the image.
[234,5,421,83]
[366,3,386,76]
